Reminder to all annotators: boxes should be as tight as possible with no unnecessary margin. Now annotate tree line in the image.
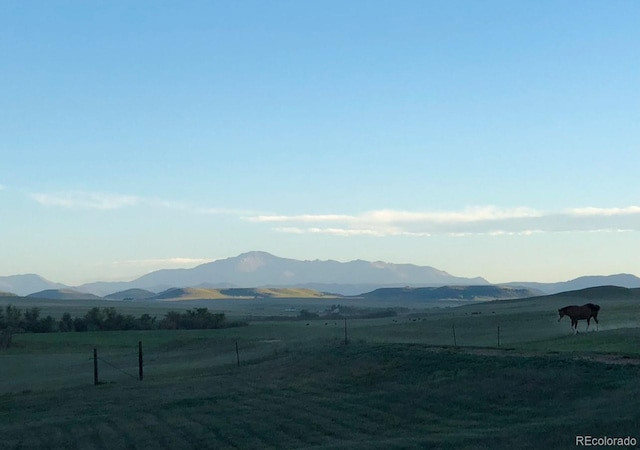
[0,305,247,335]
[297,304,400,321]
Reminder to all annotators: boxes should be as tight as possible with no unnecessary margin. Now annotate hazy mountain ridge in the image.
[0,274,68,297]
[505,274,640,295]
[73,251,489,296]
[2,252,640,297]
[122,251,488,294]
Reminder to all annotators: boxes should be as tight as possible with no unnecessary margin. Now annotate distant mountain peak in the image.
[0,273,68,296]
[6,251,637,298]
[235,251,271,272]
[371,261,389,269]
[235,250,276,259]
[98,250,490,296]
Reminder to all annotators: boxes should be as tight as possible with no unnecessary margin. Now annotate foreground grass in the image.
[1,339,640,450]
[2,291,640,449]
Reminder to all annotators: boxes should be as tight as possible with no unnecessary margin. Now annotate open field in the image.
[1,290,640,449]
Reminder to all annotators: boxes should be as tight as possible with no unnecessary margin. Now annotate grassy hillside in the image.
[153,287,337,300]
[104,288,156,300]
[220,287,330,298]
[362,285,539,301]
[153,287,229,300]
[1,333,640,449]
[1,285,639,449]
[26,289,103,300]
[546,285,640,301]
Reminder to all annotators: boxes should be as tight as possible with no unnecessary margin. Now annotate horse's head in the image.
[558,308,566,322]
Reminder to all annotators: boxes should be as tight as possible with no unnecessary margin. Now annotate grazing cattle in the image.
[558,303,600,333]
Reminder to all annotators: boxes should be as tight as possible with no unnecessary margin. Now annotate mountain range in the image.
[1,251,640,298]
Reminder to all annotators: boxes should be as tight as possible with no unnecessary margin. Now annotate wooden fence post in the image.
[138,341,144,381]
[497,326,501,348]
[236,341,240,367]
[452,325,457,347]
[93,347,99,386]
[344,318,348,345]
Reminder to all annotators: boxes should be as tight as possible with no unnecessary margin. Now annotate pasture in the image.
[1,291,640,449]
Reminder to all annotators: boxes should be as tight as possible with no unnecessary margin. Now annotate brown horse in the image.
[558,303,600,333]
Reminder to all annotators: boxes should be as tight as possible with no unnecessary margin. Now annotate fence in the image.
[0,312,588,393]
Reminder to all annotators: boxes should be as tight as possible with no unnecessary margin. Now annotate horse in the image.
[558,303,600,333]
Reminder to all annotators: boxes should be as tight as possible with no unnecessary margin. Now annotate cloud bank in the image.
[27,190,640,236]
[248,206,640,236]
[30,191,141,210]
[29,190,255,215]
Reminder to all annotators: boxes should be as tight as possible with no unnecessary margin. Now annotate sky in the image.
[1,1,639,286]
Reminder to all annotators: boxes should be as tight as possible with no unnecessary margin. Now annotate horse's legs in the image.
[586,318,591,332]
[594,317,599,331]
[572,319,578,334]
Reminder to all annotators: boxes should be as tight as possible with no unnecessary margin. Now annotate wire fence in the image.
[0,313,603,394]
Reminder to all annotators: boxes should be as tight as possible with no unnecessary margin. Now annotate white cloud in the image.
[29,190,259,216]
[145,199,249,215]
[248,205,640,236]
[567,206,640,217]
[250,214,355,223]
[30,191,140,210]
[196,207,261,216]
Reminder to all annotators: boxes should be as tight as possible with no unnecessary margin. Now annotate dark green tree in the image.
[59,312,74,332]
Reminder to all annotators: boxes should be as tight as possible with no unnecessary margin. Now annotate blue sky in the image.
[2,1,639,285]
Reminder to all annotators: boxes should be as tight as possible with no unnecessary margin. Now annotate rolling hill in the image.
[543,285,640,301]
[104,288,157,301]
[506,274,640,294]
[151,287,336,300]
[26,289,103,300]
[360,285,541,301]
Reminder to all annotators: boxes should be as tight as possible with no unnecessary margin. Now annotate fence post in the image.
[497,326,501,348]
[138,341,144,381]
[344,318,348,345]
[452,325,457,347]
[236,341,240,367]
[93,347,99,386]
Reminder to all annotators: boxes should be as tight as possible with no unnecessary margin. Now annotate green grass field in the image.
[1,292,639,449]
